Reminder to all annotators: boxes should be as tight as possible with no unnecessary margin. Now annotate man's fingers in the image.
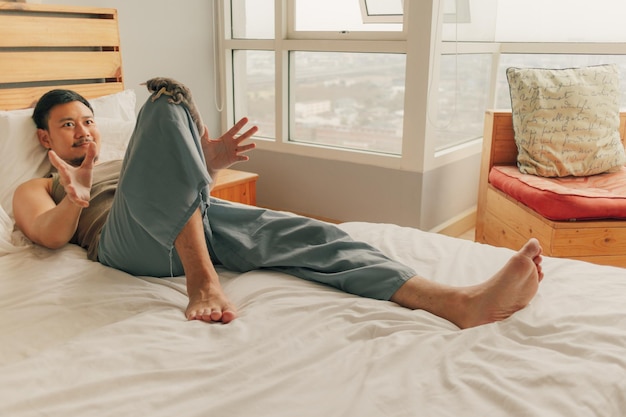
[225,117,249,137]
[83,141,98,167]
[66,188,90,207]
[236,142,256,154]
[48,150,63,169]
[236,126,259,142]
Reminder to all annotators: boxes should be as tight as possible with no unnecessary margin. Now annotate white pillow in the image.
[0,205,30,256]
[0,89,136,218]
[91,88,137,161]
[97,117,136,162]
[91,89,137,122]
[0,107,49,218]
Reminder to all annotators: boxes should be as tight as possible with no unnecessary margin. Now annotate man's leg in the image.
[203,200,544,328]
[98,95,213,279]
[390,238,544,329]
[175,208,236,323]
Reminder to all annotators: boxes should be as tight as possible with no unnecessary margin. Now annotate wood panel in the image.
[0,1,123,110]
[550,224,626,257]
[0,1,115,15]
[0,83,124,110]
[0,15,119,47]
[484,187,554,246]
[211,169,259,206]
[0,52,122,84]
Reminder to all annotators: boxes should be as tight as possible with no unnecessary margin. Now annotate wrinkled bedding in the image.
[1,222,625,417]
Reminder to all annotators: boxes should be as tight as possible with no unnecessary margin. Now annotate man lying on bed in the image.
[12,79,544,329]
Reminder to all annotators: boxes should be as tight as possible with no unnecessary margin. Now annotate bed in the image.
[1,3,626,416]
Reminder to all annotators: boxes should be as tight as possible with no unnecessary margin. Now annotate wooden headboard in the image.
[0,1,124,110]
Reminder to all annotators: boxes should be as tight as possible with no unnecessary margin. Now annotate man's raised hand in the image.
[48,141,97,208]
[201,117,257,177]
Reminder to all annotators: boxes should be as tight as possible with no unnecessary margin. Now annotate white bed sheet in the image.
[1,222,625,416]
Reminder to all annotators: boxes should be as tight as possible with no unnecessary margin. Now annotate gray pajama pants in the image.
[98,95,415,300]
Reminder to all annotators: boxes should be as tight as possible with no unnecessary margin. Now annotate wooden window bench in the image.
[475,110,626,268]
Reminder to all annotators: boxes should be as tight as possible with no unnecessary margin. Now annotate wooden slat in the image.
[0,83,124,110]
[0,1,115,15]
[551,224,626,257]
[0,51,122,84]
[489,111,518,166]
[0,2,123,111]
[567,254,626,268]
[483,187,554,248]
[476,209,528,252]
[0,15,119,48]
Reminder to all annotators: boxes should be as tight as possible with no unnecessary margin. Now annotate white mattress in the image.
[1,222,625,416]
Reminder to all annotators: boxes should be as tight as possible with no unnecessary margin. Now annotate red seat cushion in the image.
[488,166,626,221]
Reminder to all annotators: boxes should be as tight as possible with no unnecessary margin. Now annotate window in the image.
[434,54,492,150]
[358,0,403,24]
[225,0,413,169]
[233,50,276,139]
[295,0,402,32]
[437,0,626,150]
[231,0,274,39]
[223,1,626,170]
[495,0,626,42]
[291,51,405,154]
[494,55,626,109]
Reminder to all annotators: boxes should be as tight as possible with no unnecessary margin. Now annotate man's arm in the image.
[13,143,96,249]
[13,178,83,249]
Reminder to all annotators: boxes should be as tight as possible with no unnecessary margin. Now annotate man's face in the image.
[37,101,101,166]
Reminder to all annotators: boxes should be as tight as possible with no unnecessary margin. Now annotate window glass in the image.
[233,50,276,139]
[434,54,492,151]
[362,0,403,20]
[441,0,496,42]
[494,55,626,109]
[231,0,274,39]
[295,0,401,32]
[442,0,626,43]
[495,0,626,42]
[291,52,406,154]
[364,0,402,15]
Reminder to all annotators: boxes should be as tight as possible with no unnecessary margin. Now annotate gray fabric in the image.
[98,95,210,277]
[98,94,416,300]
[203,200,415,300]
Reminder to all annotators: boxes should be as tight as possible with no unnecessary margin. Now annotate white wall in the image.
[41,0,220,132]
[40,0,480,231]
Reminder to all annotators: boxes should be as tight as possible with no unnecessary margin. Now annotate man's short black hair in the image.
[32,89,94,130]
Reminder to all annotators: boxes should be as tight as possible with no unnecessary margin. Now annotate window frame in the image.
[221,0,436,172]
[358,0,403,24]
[220,0,626,174]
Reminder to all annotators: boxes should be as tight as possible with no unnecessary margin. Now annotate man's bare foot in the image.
[456,238,543,328]
[390,238,544,329]
[186,286,237,323]
[175,208,238,324]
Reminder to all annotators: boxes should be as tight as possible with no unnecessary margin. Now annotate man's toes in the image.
[207,309,222,322]
[221,309,237,324]
[519,238,541,258]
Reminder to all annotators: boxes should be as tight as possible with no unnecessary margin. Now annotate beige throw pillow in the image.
[507,64,625,177]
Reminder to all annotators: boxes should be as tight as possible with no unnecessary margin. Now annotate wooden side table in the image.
[210,169,259,206]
